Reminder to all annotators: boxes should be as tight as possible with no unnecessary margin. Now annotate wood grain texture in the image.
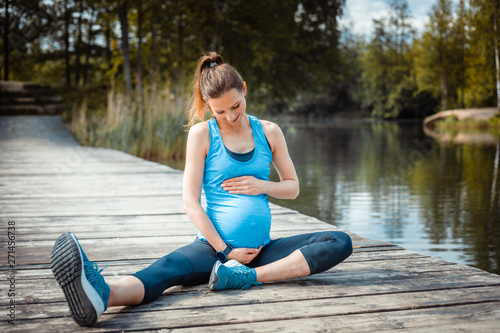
[1,115,500,332]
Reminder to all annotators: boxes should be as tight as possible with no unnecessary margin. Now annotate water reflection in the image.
[270,121,500,274]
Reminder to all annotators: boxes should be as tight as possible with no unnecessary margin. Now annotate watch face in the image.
[216,251,227,262]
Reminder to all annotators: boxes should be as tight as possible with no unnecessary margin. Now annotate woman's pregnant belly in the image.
[206,194,271,248]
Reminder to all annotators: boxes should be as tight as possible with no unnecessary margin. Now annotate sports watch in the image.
[216,244,233,263]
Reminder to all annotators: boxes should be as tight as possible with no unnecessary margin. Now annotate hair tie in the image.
[210,62,218,68]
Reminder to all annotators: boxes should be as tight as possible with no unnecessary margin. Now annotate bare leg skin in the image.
[255,250,310,282]
[107,276,145,307]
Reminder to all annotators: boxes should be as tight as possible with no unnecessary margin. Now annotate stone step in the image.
[0,89,33,98]
[43,104,68,113]
[0,80,42,90]
[37,96,63,103]
[0,97,36,105]
[0,96,63,105]
[0,104,67,115]
[0,105,45,114]
[0,80,67,115]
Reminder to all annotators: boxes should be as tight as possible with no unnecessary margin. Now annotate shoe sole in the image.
[208,260,242,290]
[50,232,100,327]
[208,261,222,290]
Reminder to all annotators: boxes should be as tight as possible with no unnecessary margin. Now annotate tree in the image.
[494,0,500,108]
[454,0,468,108]
[359,0,419,118]
[118,0,132,97]
[413,0,457,111]
[136,0,143,115]
[150,2,158,92]
[3,0,9,80]
[467,0,499,107]
[75,0,83,86]
[1,0,347,114]
[64,0,71,89]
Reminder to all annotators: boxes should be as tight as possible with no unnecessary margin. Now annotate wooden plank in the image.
[11,254,455,280]
[0,196,186,216]
[3,115,500,331]
[0,202,296,218]
[4,256,499,306]
[3,287,500,331]
[0,213,336,230]
[173,302,500,333]
[3,237,383,267]
[0,163,177,175]
[6,280,500,322]
[6,249,423,276]
[0,174,184,198]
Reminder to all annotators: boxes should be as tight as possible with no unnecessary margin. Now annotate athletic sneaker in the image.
[208,259,263,290]
[51,232,110,327]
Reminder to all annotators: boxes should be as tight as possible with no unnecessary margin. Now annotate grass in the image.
[435,113,500,130]
[62,83,188,169]
[433,113,500,140]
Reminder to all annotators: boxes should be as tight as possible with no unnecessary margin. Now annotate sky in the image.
[339,0,461,36]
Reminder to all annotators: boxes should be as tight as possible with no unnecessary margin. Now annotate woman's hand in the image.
[228,246,262,264]
[222,176,266,195]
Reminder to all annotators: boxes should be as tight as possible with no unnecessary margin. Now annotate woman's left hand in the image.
[221,176,266,196]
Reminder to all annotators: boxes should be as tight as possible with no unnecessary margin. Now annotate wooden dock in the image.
[1,115,500,332]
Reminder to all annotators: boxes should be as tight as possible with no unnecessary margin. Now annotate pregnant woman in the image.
[51,52,353,327]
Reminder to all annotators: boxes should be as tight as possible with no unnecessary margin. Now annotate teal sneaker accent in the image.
[51,232,110,327]
[208,259,263,291]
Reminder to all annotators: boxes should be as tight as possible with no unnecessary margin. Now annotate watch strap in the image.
[222,244,233,255]
[216,244,233,263]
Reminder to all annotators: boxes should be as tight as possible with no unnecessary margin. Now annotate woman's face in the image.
[207,83,247,126]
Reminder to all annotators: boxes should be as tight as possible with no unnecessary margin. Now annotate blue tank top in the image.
[199,115,273,248]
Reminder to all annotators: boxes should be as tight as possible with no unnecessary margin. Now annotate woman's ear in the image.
[243,81,247,96]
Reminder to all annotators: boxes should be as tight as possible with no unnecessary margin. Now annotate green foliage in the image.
[387,78,439,119]
[63,83,188,165]
[434,113,500,130]
[355,0,498,119]
[489,112,500,126]
[466,0,499,107]
[2,0,499,123]
[2,0,346,111]
[413,0,462,111]
[358,0,423,119]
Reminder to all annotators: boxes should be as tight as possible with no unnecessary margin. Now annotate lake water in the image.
[269,120,500,275]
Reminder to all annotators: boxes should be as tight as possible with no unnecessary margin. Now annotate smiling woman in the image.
[50,51,353,327]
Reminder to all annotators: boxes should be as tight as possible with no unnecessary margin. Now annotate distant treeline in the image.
[1,0,499,119]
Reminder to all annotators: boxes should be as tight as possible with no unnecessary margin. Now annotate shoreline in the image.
[423,107,499,128]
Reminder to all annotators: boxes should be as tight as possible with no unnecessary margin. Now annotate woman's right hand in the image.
[228,246,262,265]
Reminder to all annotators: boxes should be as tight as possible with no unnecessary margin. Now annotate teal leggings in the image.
[132,231,352,304]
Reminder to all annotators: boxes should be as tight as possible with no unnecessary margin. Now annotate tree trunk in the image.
[491,142,499,208]
[458,0,466,108]
[105,22,112,71]
[151,3,158,93]
[118,0,132,97]
[64,0,71,89]
[440,73,448,111]
[136,0,143,117]
[494,0,500,109]
[177,0,184,99]
[75,0,83,86]
[3,0,9,80]
[83,8,94,85]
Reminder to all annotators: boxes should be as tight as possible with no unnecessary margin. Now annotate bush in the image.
[387,79,439,119]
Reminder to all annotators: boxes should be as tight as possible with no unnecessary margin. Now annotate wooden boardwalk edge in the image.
[1,115,500,332]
